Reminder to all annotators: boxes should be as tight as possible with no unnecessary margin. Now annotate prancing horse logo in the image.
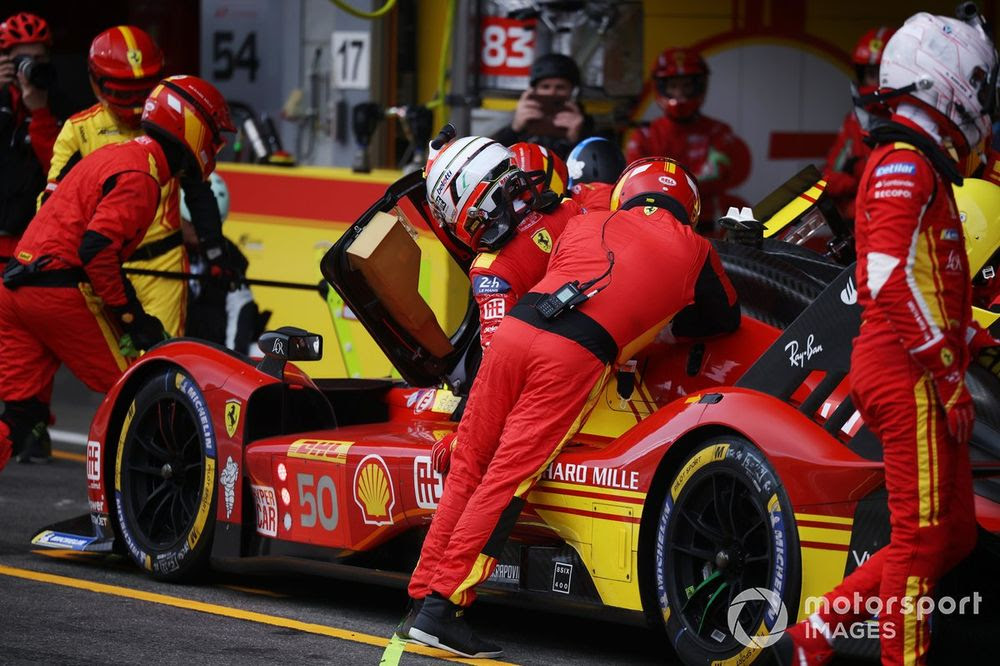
[225,399,242,438]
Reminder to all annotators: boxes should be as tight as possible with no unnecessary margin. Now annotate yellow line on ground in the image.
[218,583,289,599]
[52,450,86,462]
[0,564,514,665]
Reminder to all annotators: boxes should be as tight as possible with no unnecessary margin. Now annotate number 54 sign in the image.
[480,16,535,77]
[332,31,370,90]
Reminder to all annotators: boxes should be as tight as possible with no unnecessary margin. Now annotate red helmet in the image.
[852,26,896,97]
[610,157,701,224]
[652,47,709,120]
[89,26,165,129]
[141,76,235,181]
[852,26,895,66]
[510,142,569,196]
[0,12,52,49]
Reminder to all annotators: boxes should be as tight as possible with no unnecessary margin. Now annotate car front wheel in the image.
[655,435,801,664]
[114,368,218,581]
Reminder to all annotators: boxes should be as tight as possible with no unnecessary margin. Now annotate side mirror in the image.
[257,326,323,378]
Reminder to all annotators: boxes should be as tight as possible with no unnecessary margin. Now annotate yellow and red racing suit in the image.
[43,103,187,335]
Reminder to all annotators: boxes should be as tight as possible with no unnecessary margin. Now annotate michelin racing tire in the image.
[655,435,801,665]
[114,368,218,581]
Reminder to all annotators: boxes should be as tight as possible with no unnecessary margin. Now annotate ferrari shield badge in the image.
[532,228,553,253]
[224,399,242,438]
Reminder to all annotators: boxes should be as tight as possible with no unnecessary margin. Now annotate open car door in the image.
[320,170,483,393]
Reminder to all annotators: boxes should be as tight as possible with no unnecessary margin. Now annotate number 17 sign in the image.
[332,30,371,90]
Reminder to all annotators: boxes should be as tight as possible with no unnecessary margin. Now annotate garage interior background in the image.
[12,0,1000,377]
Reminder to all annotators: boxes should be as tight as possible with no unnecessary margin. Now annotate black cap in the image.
[530,53,580,88]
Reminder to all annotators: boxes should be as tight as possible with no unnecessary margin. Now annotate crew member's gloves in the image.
[719,206,764,248]
[697,147,730,183]
[912,339,975,444]
[112,303,169,358]
[203,241,243,289]
[431,432,458,475]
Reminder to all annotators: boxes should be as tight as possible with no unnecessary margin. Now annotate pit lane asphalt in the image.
[0,370,668,666]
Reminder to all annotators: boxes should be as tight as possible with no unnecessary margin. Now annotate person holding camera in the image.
[492,53,593,160]
[0,12,60,260]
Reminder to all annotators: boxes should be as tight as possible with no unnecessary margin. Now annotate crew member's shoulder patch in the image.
[874,161,917,177]
[532,228,553,253]
[473,274,511,295]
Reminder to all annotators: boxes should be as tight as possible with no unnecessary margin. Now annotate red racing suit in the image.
[823,111,872,221]
[408,207,740,607]
[625,113,751,222]
[469,198,580,349]
[0,136,170,399]
[812,122,977,665]
[569,181,613,212]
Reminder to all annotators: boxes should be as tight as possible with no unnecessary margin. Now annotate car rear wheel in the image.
[655,435,800,664]
[114,368,217,581]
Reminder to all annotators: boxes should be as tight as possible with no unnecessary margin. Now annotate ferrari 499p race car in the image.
[34,170,1000,665]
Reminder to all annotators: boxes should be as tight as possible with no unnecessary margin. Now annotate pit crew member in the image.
[625,47,751,224]
[406,156,741,657]
[775,11,999,665]
[822,26,896,222]
[41,26,230,338]
[424,136,581,352]
[0,75,233,472]
[0,12,60,259]
[566,136,627,211]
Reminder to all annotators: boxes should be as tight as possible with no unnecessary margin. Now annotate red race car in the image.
[34,170,1000,664]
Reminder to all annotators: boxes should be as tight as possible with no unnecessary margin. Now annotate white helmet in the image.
[880,11,999,156]
[424,135,530,251]
[180,172,230,223]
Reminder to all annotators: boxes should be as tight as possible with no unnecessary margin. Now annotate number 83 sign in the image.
[480,15,535,78]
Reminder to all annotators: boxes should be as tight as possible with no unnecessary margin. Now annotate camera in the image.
[12,55,56,90]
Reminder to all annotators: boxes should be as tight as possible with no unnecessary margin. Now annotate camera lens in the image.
[12,55,56,90]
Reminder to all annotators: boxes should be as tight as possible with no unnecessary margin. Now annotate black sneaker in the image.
[394,597,423,640]
[407,593,503,658]
[16,422,52,464]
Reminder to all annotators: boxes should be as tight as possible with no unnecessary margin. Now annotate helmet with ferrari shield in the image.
[566,137,627,188]
[879,9,998,162]
[652,47,709,120]
[510,141,568,197]
[610,157,701,224]
[424,135,538,252]
[141,75,235,181]
[89,26,165,129]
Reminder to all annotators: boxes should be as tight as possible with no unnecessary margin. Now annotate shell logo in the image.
[353,454,396,526]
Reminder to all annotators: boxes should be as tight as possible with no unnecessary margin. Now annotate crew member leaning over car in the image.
[774,11,1000,666]
[0,75,233,472]
[424,134,582,352]
[40,26,233,338]
[401,155,741,659]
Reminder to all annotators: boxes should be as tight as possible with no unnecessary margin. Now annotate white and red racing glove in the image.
[912,339,975,444]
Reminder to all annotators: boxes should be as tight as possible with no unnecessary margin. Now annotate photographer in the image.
[0,12,59,259]
[492,53,593,159]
